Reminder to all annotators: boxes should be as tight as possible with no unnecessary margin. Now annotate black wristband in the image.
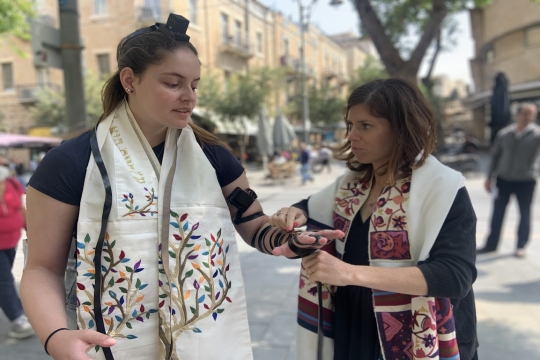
[44,327,69,355]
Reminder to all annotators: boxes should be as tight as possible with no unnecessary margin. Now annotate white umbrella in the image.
[273,112,297,152]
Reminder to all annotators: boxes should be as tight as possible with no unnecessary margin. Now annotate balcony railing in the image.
[220,36,253,59]
[17,83,61,104]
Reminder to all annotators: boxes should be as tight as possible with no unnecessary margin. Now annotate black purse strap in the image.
[89,127,115,360]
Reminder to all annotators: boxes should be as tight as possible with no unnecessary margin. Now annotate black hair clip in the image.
[120,13,190,52]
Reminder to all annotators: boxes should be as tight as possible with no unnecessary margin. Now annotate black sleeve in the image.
[202,144,245,187]
[418,187,477,299]
[292,199,309,217]
[28,134,90,206]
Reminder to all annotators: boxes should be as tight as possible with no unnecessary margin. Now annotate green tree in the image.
[30,73,105,129]
[288,81,346,127]
[0,0,35,40]
[352,0,498,84]
[198,67,276,164]
[349,55,388,90]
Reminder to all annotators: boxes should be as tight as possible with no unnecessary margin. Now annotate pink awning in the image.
[0,133,62,148]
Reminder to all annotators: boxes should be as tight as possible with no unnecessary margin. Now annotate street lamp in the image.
[297,0,343,144]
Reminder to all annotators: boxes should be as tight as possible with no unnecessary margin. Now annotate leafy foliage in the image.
[288,81,346,127]
[349,55,388,90]
[0,0,35,40]
[30,73,105,129]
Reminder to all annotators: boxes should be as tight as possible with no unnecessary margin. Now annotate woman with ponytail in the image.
[21,14,342,360]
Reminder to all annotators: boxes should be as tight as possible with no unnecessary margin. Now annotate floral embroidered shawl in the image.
[296,156,464,360]
[75,101,252,360]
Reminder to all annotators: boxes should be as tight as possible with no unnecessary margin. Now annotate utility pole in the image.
[297,0,315,145]
[59,0,87,134]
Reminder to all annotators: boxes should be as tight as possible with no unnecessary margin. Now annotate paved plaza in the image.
[1,162,540,359]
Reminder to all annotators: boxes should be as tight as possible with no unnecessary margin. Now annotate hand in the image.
[268,207,307,232]
[302,250,355,286]
[484,179,492,193]
[47,329,116,360]
[272,229,344,258]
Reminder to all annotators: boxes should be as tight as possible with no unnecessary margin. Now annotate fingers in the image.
[80,329,116,348]
[316,230,345,241]
[269,207,306,232]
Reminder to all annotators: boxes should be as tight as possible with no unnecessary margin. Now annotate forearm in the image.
[350,265,428,296]
[21,268,71,344]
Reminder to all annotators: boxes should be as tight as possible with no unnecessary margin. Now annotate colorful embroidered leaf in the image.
[136,316,144,322]
[159,269,166,274]
[119,251,125,260]
[83,305,91,313]
[218,279,224,289]
[108,278,114,287]
[204,304,210,309]
[126,335,137,339]
[121,258,130,263]
[136,295,144,303]
[192,263,201,270]
[202,262,209,268]
[108,291,117,299]
[101,265,108,273]
[126,266,133,273]
[185,243,194,248]
[115,315,122,323]
[83,301,91,306]
[170,222,180,229]
[84,234,91,243]
[110,268,117,273]
[126,322,132,329]
[187,255,198,260]
[134,260,141,270]
[193,244,201,251]
[107,306,115,315]
[169,251,176,259]
[159,300,165,308]
[217,229,221,239]
[77,283,85,290]
[119,287,128,294]
[125,204,131,210]
[146,312,151,319]
[205,238,211,246]
[211,234,216,242]
[202,252,209,256]
[185,269,194,278]
[173,234,182,241]
[228,281,232,288]
[140,304,145,313]
[225,245,229,253]
[213,270,218,278]
[226,297,232,303]
[212,312,217,321]
[170,210,179,218]
[149,309,158,313]
[76,242,85,249]
[192,222,199,231]
[199,276,205,284]
[192,328,202,333]
[193,280,200,290]
[136,278,141,289]
[183,222,189,232]
[139,284,148,290]
[132,309,137,317]
[211,254,216,260]
[159,294,168,299]
[204,285,211,292]
[215,292,220,300]
[120,296,125,305]
[225,264,230,272]
[197,294,205,303]
[104,318,111,326]
[89,320,95,329]
[135,268,144,273]
[180,213,188,222]
[191,235,201,239]
[116,278,125,284]
[217,308,225,314]
[184,290,191,300]
[217,260,223,265]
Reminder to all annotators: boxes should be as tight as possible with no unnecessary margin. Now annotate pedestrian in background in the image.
[0,165,34,339]
[478,103,540,258]
[270,79,478,360]
[299,142,314,185]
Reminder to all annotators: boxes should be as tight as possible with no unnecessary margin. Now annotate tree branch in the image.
[407,0,448,75]
[422,28,442,91]
[354,0,404,76]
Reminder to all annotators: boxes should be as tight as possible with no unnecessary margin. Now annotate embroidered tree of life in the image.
[76,232,159,353]
[158,211,232,360]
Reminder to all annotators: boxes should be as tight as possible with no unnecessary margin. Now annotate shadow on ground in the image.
[477,318,540,360]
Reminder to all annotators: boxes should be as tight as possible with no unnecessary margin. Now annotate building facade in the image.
[0,0,368,135]
[466,0,540,140]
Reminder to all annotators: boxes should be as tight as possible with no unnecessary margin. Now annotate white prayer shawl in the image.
[296,156,464,360]
[75,101,252,360]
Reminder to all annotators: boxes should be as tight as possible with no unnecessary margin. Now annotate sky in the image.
[258,0,475,85]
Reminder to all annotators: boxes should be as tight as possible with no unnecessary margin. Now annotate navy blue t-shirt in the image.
[29,131,244,206]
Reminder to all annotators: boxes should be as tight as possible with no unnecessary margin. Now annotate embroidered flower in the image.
[392,195,404,205]
[385,208,393,215]
[377,198,387,208]
[422,334,435,348]
[307,286,318,296]
[375,216,385,226]
[333,216,349,233]
[401,182,411,193]
[392,216,407,230]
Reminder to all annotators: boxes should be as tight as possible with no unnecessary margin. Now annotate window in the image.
[256,32,262,53]
[189,0,198,25]
[94,0,107,15]
[2,63,13,91]
[96,54,111,78]
[525,26,540,47]
[221,14,229,43]
[235,20,242,46]
[283,37,289,56]
[36,66,50,86]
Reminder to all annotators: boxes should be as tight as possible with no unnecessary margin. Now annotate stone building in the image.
[0,0,368,136]
[465,0,540,140]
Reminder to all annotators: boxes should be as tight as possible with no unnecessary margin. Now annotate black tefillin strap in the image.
[287,233,324,259]
[119,13,191,52]
[89,128,115,360]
